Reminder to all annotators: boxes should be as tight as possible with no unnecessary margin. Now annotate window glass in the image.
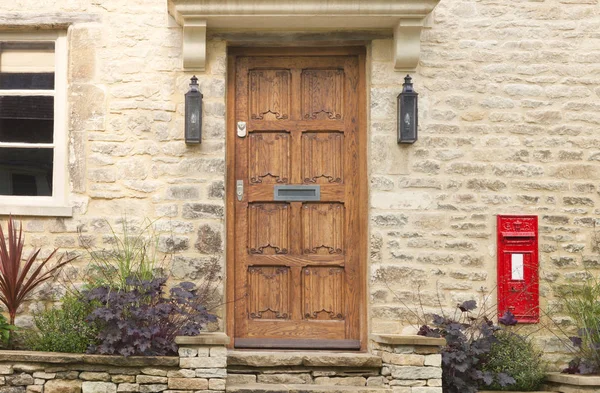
[0,147,53,196]
[0,42,55,89]
[0,96,54,143]
[0,40,56,199]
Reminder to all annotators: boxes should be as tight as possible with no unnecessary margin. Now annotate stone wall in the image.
[368,0,600,366]
[371,336,443,393]
[0,334,228,393]
[0,0,227,329]
[0,0,599,366]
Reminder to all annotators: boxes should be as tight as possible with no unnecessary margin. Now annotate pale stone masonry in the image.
[0,333,229,393]
[0,0,599,368]
[371,335,444,393]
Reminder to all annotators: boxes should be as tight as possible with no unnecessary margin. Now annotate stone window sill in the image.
[0,204,73,217]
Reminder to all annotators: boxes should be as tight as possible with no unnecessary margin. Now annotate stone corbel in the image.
[393,18,429,72]
[182,19,206,71]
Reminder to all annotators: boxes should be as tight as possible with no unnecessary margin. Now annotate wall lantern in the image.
[397,74,418,144]
[185,75,203,144]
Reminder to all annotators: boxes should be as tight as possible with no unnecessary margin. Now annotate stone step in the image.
[226,384,392,393]
[227,351,382,368]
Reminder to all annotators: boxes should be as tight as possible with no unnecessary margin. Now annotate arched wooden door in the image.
[226,47,366,350]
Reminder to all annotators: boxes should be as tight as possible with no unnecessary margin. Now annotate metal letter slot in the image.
[274,185,321,201]
[237,121,247,137]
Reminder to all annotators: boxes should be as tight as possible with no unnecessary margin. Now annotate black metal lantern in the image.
[397,74,418,144]
[185,75,203,144]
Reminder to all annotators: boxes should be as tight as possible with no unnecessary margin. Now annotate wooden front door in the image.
[227,47,366,350]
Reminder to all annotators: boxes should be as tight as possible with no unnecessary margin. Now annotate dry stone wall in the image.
[0,339,227,393]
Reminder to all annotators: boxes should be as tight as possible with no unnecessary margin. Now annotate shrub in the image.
[0,217,75,346]
[557,271,600,374]
[481,330,546,391]
[84,277,217,356]
[26,293,97,353]
[418,300,516,393]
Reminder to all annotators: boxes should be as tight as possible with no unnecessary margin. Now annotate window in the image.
[0,31,71,216]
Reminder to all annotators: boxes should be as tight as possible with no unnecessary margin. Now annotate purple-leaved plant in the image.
[84,277,216,356]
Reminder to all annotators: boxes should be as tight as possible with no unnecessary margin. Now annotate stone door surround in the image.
[167,0,441,71]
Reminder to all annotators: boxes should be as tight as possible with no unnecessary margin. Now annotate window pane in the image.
[0,42,54,90]
[0,148,53,196]
[0,96,54,143]
[0,73,54,90]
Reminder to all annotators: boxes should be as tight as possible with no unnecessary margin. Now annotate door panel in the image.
[230,49,365,349]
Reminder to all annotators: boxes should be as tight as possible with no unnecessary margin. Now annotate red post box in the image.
[497,215,539,323]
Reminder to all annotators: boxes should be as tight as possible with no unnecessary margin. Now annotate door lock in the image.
[236,180,244,201]
[237,121,247,138]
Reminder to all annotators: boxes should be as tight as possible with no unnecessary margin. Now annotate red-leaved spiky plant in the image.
[0,217,76,346]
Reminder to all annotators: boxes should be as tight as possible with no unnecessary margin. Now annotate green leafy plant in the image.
[26,293,98,353]
[557,271,600,374]
[0,314,15,348]
[0,217,75,346]
[481,327,547,391]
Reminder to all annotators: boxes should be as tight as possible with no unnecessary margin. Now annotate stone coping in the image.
[370,334,446,347]
[0,350,179,366]
[175,332,230,346]
[546,372,600,386]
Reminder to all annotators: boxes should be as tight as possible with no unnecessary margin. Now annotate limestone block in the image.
[135,376,167,385]
[390,366,442,380]
[26,386,42,393]
[116,384,139,393]
[167,378,208,390]
[208,379,225,390]
[208,347,227,358]
[257,374,311,384]
[427,379,442,387]
[195,224,223,254]
[165,371,195,379]
[112,377,135,384]
[225,375,255,385]
[314,377,367,386]
[138,385,167,393]
[412,388,442,393]
[6,374,34,386]
[0,387,25,393]
[182,204,224,220]
[0,368,13,376]
[80,373,111,382]
[194,369,226,379]
[424,355,442,367]
[179,357,226,369]
[82,382,117,393]
[381,353,425,367]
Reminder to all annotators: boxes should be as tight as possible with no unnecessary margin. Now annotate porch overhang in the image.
[167,0,441,72]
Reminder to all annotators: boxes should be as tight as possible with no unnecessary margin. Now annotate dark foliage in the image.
[498,310,518,326]
[563,357,599,375]
[417,301,516,393]
[84,277,217,356]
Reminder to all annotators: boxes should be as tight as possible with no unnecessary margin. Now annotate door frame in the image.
[225,46,368,350]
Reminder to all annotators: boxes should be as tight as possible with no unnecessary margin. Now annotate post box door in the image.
[497,215,539,323]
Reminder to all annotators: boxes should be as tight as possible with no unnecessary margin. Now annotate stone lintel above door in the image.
[167,0,441,71]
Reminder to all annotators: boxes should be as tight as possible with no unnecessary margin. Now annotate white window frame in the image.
[0,30,71,217]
